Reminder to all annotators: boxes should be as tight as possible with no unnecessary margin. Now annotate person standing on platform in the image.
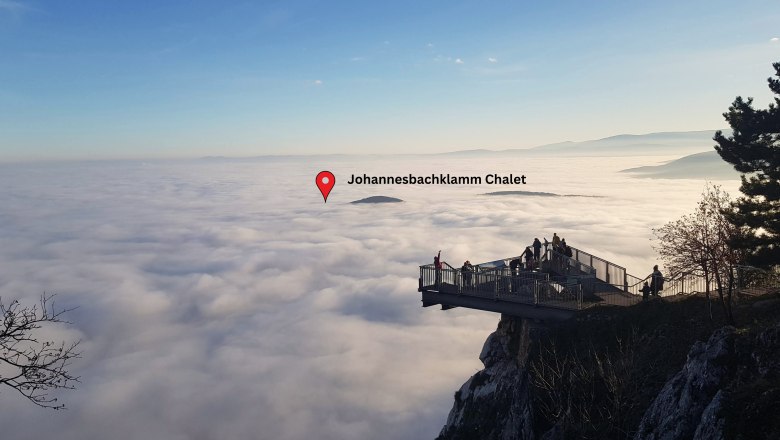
[640,281,651,300]
[533,238,542,264]
[510,258,521,275]
[461,260,473,288]
[524,247,534,270]
[563,240,573,258]
[650,265,664,297]
[434,250,443,287]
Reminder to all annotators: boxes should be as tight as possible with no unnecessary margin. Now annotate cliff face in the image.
[437,300,780,440]
[635,324,780,440]
[633,327,737,440]
[437,316,535,440]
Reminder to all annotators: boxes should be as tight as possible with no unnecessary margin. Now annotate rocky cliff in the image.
[635,324,780,440]
[436,297,780,440]
[436,316,535,440]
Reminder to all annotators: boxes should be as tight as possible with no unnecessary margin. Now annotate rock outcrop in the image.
[437,309,780,440]
[350,196,403,204]
[437,316,535,440]
[634,323,780,440]
[633,327,736,440]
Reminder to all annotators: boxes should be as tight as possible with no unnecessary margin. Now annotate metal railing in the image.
[419,263,583,310]
[559,245,711,297]
[589,281,642,307]
[623,271,710,297]
[625,273,646,295]
[420,252,780,316]
[735,265,780,296]
[567,246,627,288]
[542,247,597,278]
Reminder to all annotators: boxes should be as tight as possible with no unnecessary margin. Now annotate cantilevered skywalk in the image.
[418,245,709,321]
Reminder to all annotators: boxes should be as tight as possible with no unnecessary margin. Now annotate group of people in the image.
[550,232,573,258]
[540,233,575,274]
[433,246,668,302]
[433,251,475,288]
[510,234,569,272]
[517,237,543,272]
[436,233,579,285]
[640,265,665,300]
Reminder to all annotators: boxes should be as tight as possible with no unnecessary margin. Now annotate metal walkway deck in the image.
[419,245,779,321]
[419,246,646,321]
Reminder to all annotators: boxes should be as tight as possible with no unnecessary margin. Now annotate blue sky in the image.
[1,0,779,160]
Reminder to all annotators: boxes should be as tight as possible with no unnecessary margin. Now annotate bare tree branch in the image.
[652,183,746,323]
[0,294,81,409]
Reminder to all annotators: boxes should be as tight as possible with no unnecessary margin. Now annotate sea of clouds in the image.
[0,154,739,439]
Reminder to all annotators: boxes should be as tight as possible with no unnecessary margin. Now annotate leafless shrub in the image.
[0,294,80,409]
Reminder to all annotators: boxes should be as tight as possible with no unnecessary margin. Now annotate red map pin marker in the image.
[316,171,335,203]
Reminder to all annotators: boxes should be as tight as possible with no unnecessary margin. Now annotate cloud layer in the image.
[0,155,739,439]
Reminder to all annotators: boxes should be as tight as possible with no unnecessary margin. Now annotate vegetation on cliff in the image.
[438,292,780,440]
[714,61,780,269]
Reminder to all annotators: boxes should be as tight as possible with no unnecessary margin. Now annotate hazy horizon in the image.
[0,128,729,163]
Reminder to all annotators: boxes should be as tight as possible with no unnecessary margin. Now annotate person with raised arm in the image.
[434,250,443,287]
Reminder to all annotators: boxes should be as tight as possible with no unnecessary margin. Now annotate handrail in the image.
[735,265,780,295]
[545,243,713,296]
[626,275,649,289]
[549,244,625,287]
[418,262,584,310]
[570,246,627,271]
[626,270,708,289]
[420,254,780,315]
[545,247,597,277]
[623,270,714,297]
[472,255,524,270]
[547,243,713,296]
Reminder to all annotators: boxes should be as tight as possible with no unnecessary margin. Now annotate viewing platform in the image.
[418,245,713,321]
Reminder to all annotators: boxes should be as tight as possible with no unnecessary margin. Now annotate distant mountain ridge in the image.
[621,151,739,180]
[439,129,730,157]
[198,130,731,160]
[515,129,729,156]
